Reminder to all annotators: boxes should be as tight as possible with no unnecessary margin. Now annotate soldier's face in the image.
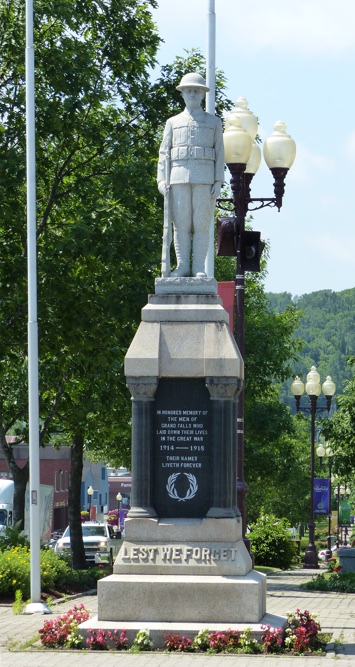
[181,88,205,110]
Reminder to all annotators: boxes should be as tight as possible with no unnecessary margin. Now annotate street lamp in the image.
[116,492,122,530]
[316,444,334,561]
[217,98,296,547]
[87,485,94,512]
[291,367,336,568]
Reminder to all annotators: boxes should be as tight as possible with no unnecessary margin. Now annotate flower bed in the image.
[38,607,329,654]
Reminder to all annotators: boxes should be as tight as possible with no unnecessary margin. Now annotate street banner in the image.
[339,498,351,526]
[314,478,330,515]
[331,510,338,532]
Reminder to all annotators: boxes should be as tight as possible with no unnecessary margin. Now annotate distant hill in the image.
[267,288,355,408]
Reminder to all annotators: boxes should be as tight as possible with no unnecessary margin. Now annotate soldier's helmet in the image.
[176,72,210,93]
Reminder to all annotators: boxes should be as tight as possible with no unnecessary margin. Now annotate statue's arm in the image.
[157,120,172,195]
[211,117,225,198]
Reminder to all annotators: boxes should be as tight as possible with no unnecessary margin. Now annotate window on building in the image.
[55,471,61,493]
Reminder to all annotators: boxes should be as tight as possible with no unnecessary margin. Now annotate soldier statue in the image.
[157,72,224,278]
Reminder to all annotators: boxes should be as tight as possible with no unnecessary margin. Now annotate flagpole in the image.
[205,0,216,278]
[25,0,51,614]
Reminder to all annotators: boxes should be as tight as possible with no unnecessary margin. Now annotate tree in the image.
[0,8,234,564]
[269,288,355,412]
[215,248,307,524]
[322,356,355,478]
[0,0,162,538]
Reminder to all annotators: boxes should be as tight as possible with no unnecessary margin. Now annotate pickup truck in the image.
[55,521,121,566]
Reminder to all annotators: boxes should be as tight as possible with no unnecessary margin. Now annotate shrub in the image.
[0,524,29,550]
[192,628,210,651]
[284,609,321,653]
[0,546,108,599]
[61,565,110,592]
[86,628,112,650]
[0,546,31,597]
[40,549,72,592]
[248,512,298,569]
[301,570,355,593]
[261,624,283,653]
[164,633,193,652]
[208,629,242,653]
[113,629,129,650]
[106,510,119,526]
[39,604,90,648]
[132,628,154,651]
[239,628,262,654]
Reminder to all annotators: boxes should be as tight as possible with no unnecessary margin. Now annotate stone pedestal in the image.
[82,278,281,647]
[338,547,355,572]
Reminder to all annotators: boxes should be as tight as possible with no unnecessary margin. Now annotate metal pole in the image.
[304,395,319,568]
[205,0,216,278]
[25,0,49,614]
[325,457,332,561]
[227,163,250,551]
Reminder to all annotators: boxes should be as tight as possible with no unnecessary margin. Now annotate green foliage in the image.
[301,571,355,593]
[0,546,107,598]
[0,524,29,550]
[0,547,70,597]
[38,604,90,648]
[0,0,167,530]
[12,588,24,615]
[322,357,355,478]
[249,512,298,569]
[132,628,154,651]
[62,564,110,592]
[268,289,355,410]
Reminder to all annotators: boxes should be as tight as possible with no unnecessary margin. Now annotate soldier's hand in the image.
[158,181,167,196]
[210,181,222,198]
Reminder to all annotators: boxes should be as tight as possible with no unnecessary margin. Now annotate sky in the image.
[150,0,355,297]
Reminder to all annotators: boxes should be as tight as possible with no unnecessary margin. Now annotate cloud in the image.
[222,0,355,57]
[153,1,355,59]
[345,130,355,160]
[314,233,355,263]
[286,144,333,183]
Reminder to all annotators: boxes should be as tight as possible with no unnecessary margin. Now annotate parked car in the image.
[55,521,121,566]
[318,544,338,561]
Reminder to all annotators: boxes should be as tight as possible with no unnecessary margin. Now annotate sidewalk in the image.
[0,566,354,666]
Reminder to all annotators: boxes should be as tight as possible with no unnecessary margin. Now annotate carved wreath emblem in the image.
[166,472,198,502]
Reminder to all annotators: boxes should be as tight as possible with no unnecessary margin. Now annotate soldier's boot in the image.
[192,230,209,277]
[171,231,191,277]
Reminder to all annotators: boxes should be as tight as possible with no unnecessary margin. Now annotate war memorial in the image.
[80,73,285,645]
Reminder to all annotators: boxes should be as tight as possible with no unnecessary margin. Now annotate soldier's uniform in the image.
[157,89,224,277]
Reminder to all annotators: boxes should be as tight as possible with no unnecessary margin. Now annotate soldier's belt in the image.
[170,146,215,160]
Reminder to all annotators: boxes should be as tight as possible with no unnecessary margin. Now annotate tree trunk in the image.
[0,428,29,528]
[12,463,29,528]
[68,432,87,569]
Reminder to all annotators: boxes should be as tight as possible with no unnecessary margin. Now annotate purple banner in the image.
[314,478,330,515]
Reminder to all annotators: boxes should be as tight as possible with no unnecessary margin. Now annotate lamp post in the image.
[87,485,94,513]
[316,444,334,561]
[217,98,296,546]
[116,492,122,530]
[291,367,336,568]
[334,484,340,546]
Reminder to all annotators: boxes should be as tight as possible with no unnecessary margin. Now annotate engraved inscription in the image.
[121,545,239,563]
[153,379,211,517]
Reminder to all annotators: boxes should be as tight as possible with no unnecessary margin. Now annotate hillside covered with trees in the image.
[268,288,355,409]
